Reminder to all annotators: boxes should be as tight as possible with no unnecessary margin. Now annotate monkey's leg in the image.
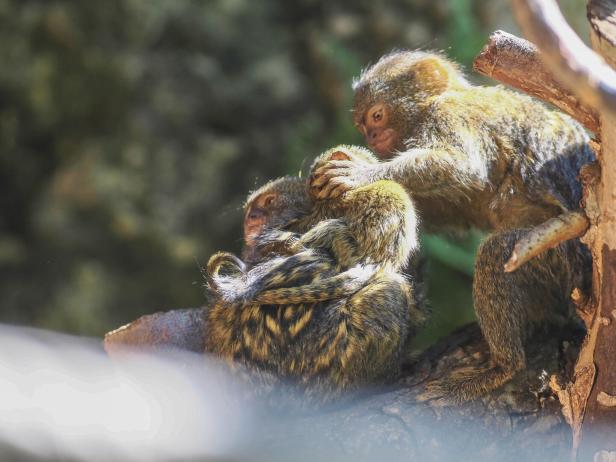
[418,230,565,406]
[256,229,303,255]
[257,222,358,269]
[336,271,419,389]
[296,219,359,269]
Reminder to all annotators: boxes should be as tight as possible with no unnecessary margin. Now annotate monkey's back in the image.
[410,85,594,232]
[203,268,414,404]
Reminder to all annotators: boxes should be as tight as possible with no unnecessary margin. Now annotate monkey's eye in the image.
[372,110,382,122]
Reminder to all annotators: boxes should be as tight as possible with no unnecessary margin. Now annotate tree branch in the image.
[510,0,616,118]
[473,30,600,133]
[503,209,590,273]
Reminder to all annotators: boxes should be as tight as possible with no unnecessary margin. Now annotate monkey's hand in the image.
[256,229,303,255]
[310,160,376,200]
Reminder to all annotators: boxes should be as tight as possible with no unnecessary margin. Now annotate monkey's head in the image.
[352,51,468,158]
[243,176,312,251]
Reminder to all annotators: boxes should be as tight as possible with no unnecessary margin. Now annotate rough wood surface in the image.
[473,30,600,133]
[580,1,616,458]
[589,0,616,67]
[105,307,578,461]
[508,1,616,458]
[510,0,616,116]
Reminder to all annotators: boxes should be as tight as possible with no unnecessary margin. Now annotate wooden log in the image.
[503,209,590,273]
[103,307,206,354]
[473,30,600,133]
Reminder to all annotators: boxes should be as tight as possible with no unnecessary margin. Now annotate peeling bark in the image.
[510,0,616,115]
[503,209,590,273]
[506,0,616,459]
[580,2,616,459]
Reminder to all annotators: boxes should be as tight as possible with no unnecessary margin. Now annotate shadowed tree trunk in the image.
[476,0,616,459]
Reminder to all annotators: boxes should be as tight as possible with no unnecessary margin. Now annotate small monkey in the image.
[311,51,594,404]
[212,146,418,306]
[203,145,425,406]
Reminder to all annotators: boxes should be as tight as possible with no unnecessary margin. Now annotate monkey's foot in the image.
[416,366,515,407]
[415,379,459,407]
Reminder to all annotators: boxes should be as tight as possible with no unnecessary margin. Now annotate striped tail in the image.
[254,265,377,305]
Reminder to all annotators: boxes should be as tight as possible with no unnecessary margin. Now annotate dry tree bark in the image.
[505,0,616,459]
[473,30,600,133]
[503,209,590,273]
[510,0,616,114]
[582,2,616,460]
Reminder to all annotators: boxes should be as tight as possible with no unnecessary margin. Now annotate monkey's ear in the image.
[329,150,352,162]
[254,192,277,209]
[411,57,452,94]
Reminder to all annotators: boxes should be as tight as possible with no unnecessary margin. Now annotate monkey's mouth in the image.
[367,129,397,157]
[243,225,261,246]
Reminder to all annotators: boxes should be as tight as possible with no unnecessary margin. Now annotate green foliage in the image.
[1,0,553,343]
[422,232,484,277]
[446,0,487,63]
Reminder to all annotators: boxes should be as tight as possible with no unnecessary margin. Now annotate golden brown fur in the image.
[312,51,594,404]
[204,145,426,407]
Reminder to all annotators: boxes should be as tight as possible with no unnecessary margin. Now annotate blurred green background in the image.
[0,0,586,345]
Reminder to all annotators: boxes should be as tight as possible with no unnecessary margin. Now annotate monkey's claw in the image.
[317,177,352,200]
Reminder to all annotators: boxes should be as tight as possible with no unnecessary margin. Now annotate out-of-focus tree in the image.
[0,0,586,341]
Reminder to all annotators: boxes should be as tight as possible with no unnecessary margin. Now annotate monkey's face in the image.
[244,192,279,248]
[354,102,400,159]
[243,189,309,247]
[241,176,311,265]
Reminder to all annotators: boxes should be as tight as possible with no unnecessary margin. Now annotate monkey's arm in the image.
[295,219,358,269]
[255,229,302,256]
[259,219,360,269]
[312,147,487,199]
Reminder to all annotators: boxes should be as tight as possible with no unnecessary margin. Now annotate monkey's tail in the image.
[254,265,377,305]
[206,251,246,290]
[211,250,336,304]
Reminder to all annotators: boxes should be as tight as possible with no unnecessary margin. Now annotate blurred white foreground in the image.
[0,324,252,462]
